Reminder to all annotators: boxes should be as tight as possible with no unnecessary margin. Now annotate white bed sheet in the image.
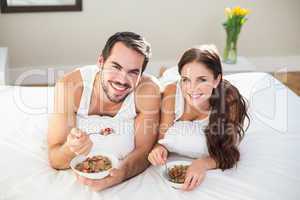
[0,82,300,200]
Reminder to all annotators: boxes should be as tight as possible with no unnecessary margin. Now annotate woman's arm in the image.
[148,83,177,164]
[158,83,177,139]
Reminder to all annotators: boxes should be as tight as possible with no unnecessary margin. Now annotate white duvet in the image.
[0,72,300,200]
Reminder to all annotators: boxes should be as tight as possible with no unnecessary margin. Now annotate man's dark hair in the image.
[102,31,151,73]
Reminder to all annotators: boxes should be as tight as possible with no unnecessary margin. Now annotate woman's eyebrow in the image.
[196,76,208,79]
[181,76,190,79]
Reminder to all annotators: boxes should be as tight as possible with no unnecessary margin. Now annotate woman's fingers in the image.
[149,152,160,165]
[161,149,168,163]
[196,175,204,187]
[182,174,193,190]
[154,150,166,165]
[147,152,156,165]
[187,175,199,191]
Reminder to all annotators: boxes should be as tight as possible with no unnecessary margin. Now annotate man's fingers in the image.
[75,142,92,155]
[69,137,92,154]
[90,177,112,191]
[71,128,82,138]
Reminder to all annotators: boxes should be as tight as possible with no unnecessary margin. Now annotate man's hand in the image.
[66,128,93,156]
[75,168,126,191]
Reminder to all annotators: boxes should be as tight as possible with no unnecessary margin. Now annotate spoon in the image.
[88,128,114,136]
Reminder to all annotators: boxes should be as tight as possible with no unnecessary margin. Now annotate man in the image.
[47,32,161,191]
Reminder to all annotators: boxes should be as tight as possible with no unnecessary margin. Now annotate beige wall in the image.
[0,0,300,78]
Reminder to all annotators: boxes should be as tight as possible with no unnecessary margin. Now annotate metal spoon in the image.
[88,128,114,136]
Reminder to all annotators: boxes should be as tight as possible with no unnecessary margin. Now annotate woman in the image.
[148,45,249,191]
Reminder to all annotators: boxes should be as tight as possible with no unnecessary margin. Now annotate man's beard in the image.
[101,78,131,103]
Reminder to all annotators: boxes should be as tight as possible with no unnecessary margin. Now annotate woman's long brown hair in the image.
[178,45,250,170]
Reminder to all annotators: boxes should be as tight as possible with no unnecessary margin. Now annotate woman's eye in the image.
[198,78,207,82]
[181,78,188,82]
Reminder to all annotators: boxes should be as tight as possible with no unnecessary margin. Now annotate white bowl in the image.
[70,151,119,180]
[162,160,192,189]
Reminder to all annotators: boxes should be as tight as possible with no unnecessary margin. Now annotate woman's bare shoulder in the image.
[162,82,177,97]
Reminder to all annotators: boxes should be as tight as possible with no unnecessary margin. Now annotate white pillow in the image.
[225,72,300,133]
[159,67,300,133]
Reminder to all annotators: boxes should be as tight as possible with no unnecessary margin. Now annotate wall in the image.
[0,0,300,83]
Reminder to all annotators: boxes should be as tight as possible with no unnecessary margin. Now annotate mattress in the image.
[0,72,300,199]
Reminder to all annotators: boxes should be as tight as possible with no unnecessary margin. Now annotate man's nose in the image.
[116,71,130,85]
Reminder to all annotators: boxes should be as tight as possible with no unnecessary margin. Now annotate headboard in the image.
[0,47,8,85]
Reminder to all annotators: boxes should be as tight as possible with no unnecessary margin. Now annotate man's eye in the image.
[112,65,121,70]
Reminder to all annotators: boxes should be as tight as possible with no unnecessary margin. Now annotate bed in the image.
[0,72,300,200]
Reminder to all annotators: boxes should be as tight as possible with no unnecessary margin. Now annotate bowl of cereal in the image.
[70,151,119,180]
[162,160,191,189]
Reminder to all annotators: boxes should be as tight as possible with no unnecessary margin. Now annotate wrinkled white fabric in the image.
[0,71,300,199]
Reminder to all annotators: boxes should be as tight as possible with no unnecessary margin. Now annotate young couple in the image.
[47,31,249,192]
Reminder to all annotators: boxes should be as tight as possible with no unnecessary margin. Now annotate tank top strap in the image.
[174,81,185,121]
[115,91,136,119]
[77,65,100,116]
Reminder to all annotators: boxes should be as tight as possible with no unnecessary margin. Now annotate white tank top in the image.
[159,81,210,158]
[76,65,136,159]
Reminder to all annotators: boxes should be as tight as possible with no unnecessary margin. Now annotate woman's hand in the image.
[182,159,208,191]
[148,144,168,166]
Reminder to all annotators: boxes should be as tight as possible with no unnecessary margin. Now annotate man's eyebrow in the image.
[128,68,141,74]
[111,61,123,69]
[111,61,141,74]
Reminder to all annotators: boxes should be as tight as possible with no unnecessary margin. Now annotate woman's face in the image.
[180,61,221,109]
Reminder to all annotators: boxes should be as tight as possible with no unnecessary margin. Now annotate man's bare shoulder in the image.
[53,68,83,113]
[135,74,161,113]
[136,74,161,96]
[56,68,82,86]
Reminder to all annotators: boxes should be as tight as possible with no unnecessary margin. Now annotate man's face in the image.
[99,42,145,103]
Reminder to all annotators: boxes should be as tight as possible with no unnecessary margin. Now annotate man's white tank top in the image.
[76,65,136,159]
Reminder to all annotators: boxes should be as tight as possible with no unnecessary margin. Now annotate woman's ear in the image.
[214,75,222,88]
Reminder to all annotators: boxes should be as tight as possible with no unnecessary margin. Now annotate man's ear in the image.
[97,55,104,68]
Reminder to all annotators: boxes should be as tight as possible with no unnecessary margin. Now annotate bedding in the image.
[0,73,300,199]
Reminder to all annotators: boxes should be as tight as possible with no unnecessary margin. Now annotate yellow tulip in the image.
[225,7,232,17]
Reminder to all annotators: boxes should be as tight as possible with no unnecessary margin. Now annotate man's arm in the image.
[48,71,93,170]
[47,78,77,169]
